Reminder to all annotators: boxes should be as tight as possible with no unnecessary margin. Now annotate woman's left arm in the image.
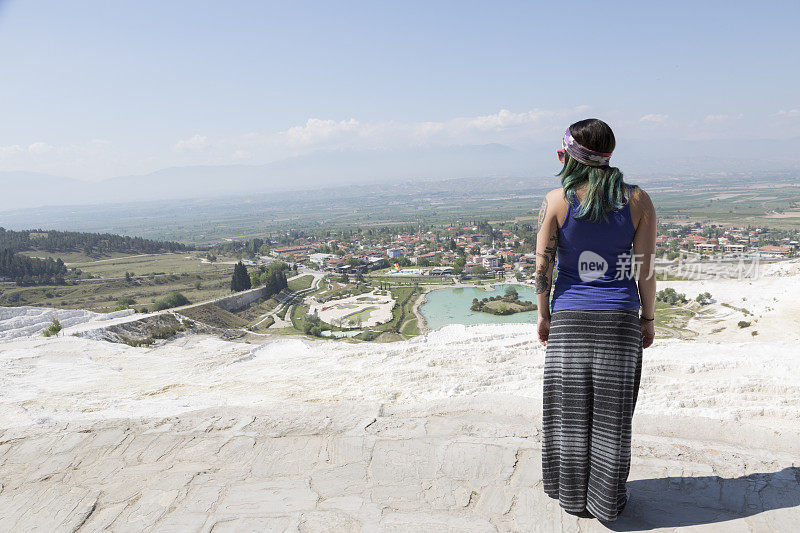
[632,188,657,348]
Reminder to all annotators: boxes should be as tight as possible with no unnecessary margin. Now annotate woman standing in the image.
[535,119,657,522]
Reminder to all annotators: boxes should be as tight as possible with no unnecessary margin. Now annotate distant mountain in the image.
[100,143,530,202]
[2,138,799,211]
[0,171,89,210]
[1,143,535,210]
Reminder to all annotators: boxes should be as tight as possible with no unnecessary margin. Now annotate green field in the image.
[373,285,421,336]
[652,186,800,230]
[69,253,234,277]
[17,250,135,264]
[0,252,242,312]
[400,316,420,336]
[290,302,311,331]
[0,271,232,313]
[287,274,314,291]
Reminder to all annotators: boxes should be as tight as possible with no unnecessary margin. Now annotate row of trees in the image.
[0,249,68,285]
[213,238,271,258]
[268,220,498,253]
[656,288,714,306]
[0,227,189,255]
[656,288,688,305]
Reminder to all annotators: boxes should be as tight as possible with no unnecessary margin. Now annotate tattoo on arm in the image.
[535,195,559,296]
[534,271,550,294]
[543,234,557,265]
[537,197,548,229]
[535,234,559,294]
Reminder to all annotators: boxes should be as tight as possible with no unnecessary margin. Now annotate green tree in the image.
[391,256,411,267]
[114,296,136,311]
[452,256,466,275]
[42,318,62,337]
[153,292,190,311]
[696,292,712,305]
[230,261,251,292]
[264,268,288,297]
[656,288,688,305]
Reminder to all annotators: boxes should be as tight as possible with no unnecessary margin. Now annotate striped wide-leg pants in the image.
[541,308,643,522]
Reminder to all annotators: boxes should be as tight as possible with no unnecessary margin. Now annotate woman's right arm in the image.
[632,188,657,348]
[535,190,560,346]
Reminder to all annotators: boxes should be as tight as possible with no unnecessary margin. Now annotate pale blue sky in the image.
[0,0,798,179]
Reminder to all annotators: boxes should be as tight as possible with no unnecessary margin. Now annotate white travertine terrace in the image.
[1,262,799,530]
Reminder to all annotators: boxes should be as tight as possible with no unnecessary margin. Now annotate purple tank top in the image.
[550,184,641,311]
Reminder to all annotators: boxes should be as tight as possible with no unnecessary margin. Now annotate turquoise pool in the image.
[419,284,539,330]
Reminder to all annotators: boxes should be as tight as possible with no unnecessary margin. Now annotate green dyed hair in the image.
[557,118,636,223]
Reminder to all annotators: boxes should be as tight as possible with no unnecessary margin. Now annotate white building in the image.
[482,255,499,268]
[309,253,338,266]
[724,244,746,253]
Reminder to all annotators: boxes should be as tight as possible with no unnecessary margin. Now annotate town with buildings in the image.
[230,221,799,278]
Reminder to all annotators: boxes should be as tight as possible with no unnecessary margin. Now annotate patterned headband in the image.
[562,127,612,167]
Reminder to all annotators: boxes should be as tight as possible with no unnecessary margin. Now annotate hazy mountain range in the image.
[1,144,534,211]
[2,138,798,212]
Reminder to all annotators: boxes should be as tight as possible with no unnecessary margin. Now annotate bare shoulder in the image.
[546,187,567,202]
[628,185,656,231]
[544,187,569,212]
[629,185,654,210]
[536,187,569,228]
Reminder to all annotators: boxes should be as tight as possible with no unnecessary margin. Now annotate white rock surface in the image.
[0,305,134,340]
[0,265,799,530]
